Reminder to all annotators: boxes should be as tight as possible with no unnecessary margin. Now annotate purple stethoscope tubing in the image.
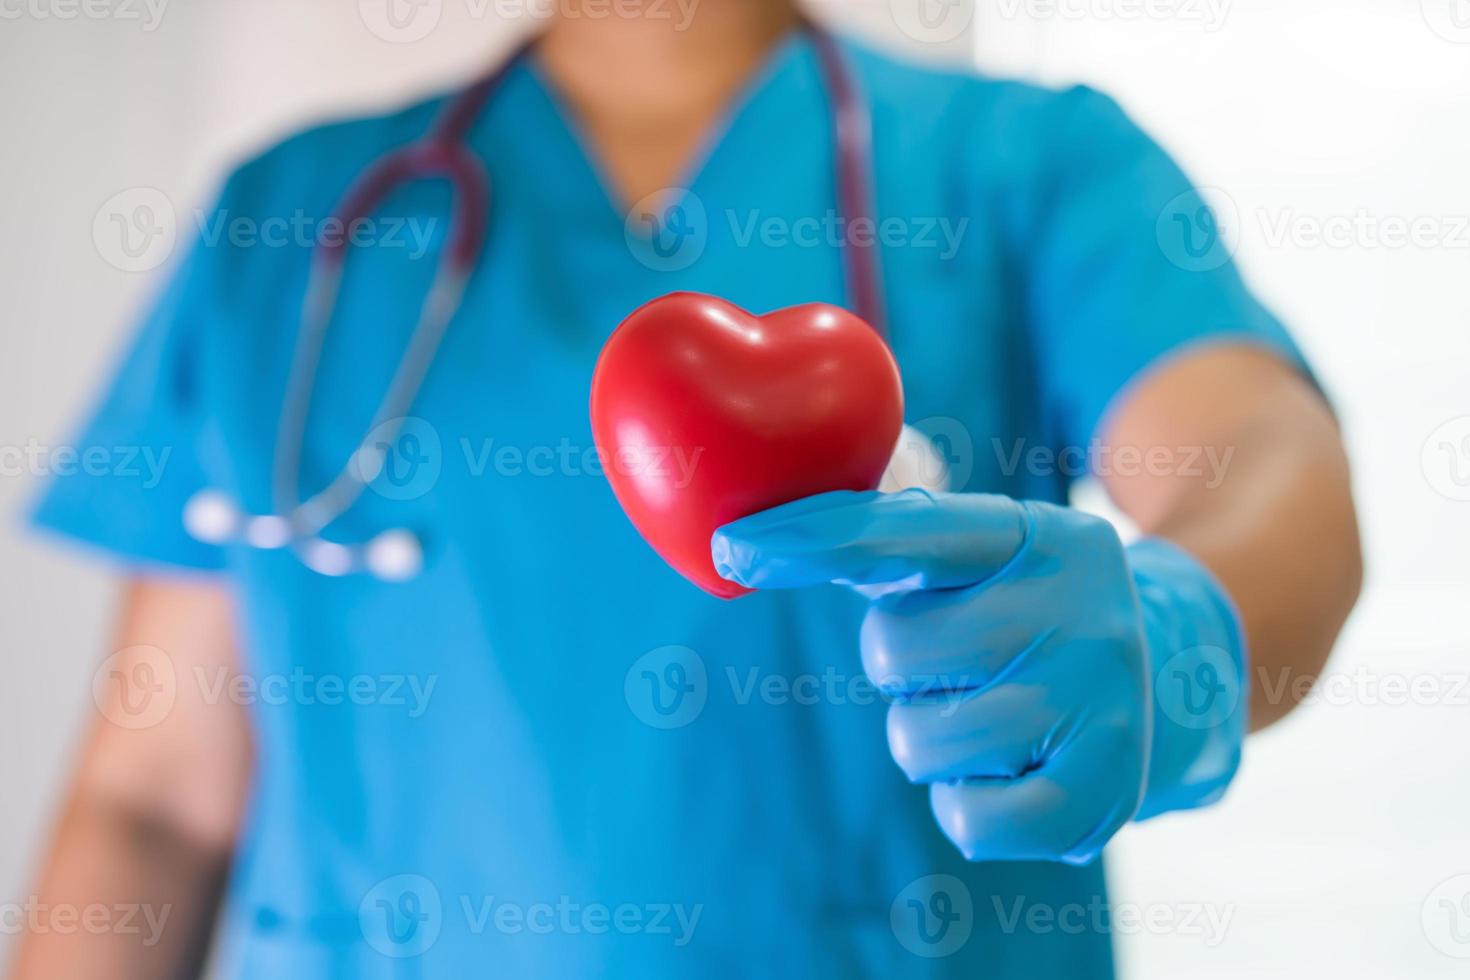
[321,20,884,321]
[183,20,886,582]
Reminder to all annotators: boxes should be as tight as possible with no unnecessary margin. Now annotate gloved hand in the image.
[711,490,1247,865]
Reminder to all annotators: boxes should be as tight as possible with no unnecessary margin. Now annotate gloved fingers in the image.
[885,684,1065,784]
[928,724,1144,865]
[859,583,1059,693]
[711,489,1028,591]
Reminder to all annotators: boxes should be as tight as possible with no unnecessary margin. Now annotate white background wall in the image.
[2,1,1468,976]
[1005,2,1470,977]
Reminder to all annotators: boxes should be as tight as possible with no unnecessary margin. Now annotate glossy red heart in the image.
[590,292,904,599]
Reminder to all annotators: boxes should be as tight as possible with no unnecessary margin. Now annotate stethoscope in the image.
[182,21,944,583]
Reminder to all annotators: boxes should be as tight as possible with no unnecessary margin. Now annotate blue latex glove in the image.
[712,490,1247,865]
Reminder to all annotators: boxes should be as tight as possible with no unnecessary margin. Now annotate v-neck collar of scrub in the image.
[485,28,812,228]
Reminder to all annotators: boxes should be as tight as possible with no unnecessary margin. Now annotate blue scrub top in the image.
[35,30,1307,979]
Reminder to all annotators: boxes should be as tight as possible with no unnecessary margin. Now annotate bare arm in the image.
[1101,345,1363,730]
[8,577,252,980]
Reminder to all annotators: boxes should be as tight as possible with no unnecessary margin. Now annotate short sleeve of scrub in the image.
[1021,85,1315,455]
[29,187,230,572]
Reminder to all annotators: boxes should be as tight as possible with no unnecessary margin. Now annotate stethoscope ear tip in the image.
[298,538,355,577]
[363,529,424,582]
[183,489,241,544]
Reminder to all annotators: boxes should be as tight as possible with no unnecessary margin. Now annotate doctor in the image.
[14,1,1360,977]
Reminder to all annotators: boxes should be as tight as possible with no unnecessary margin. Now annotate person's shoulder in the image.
[841,35,1129,148]
[215,90,452,212]
[841,34,1158,230]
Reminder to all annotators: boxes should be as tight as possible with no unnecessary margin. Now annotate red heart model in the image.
[590,292,904,599]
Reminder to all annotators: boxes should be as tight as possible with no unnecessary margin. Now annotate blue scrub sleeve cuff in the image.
[1089,330,1332,454]
[1128,535,1248,820]
[27,482,228,574]
[1016,84,1331,460]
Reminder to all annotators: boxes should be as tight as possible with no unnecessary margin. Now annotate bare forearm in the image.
[8,791,231,980]
[10,578,248,980]
[1148,403,1360,727]
[1103,347,1362,729]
